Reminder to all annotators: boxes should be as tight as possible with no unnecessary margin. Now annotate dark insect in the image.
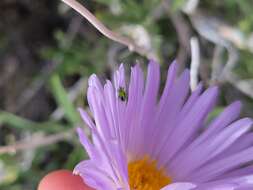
[118,87,128,101]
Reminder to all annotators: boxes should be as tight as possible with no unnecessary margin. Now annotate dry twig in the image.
[162,0,191,72]
[0,129,75,155]
[226,74,253,99]
[190,37,200,90]
[61,0,156,60]
[211,45,224,84]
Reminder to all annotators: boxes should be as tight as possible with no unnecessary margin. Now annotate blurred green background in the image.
[0,0,253,189]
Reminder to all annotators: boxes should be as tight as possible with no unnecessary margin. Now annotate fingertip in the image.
[38,170,93,190]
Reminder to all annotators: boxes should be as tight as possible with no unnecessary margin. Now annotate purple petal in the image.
[161,86,218,167]
[138,60,160,156]
[125,64,144,160]
[171,118,252,180]
[152,69,190,162]
[161,182,196,190]
[74,160,122,190]
[191,141,253,182]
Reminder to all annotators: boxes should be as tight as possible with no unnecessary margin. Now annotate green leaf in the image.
[0,111,65,132]
[207,107,224,124]
[49,74,80,125]
[0,112,36,130]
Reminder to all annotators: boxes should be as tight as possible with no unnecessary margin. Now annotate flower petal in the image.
[161,182,196,190]
[171,118,252,180]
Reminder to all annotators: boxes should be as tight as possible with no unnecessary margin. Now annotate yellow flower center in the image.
[128,157,172,190]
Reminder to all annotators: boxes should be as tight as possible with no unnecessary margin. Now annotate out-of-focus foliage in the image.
[0,0,252,189]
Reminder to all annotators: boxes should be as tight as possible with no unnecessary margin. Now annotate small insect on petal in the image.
[38,170,94,190]
[118,87,128,101]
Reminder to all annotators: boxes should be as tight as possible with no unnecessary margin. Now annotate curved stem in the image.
[61,0,157,60]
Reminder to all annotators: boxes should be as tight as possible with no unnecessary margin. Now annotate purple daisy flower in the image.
[74,60,253,190]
